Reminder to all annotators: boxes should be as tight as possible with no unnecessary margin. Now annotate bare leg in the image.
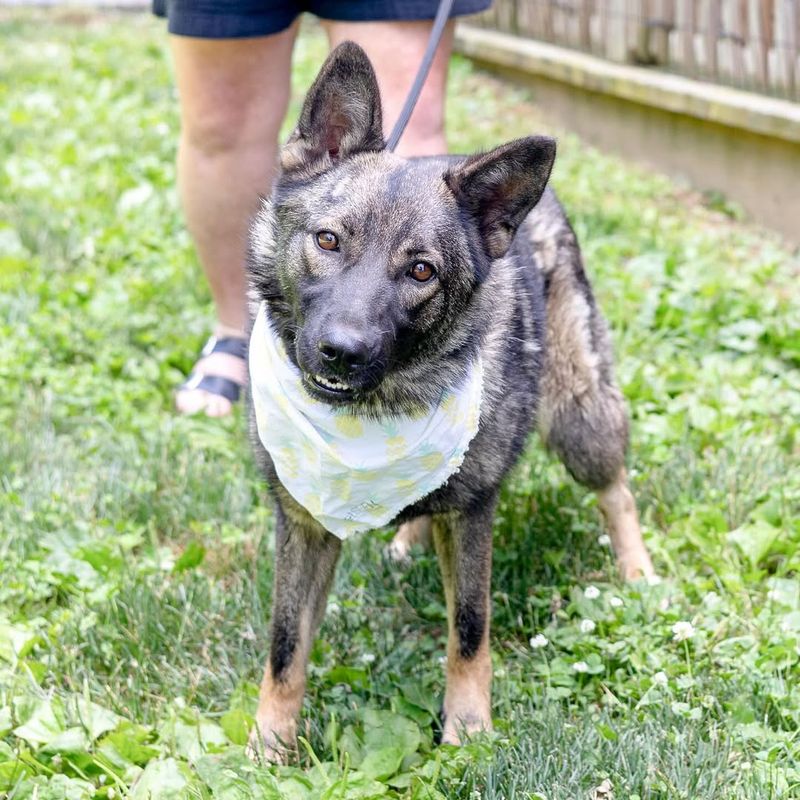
[432,506,494,745]
[249,499,341,762]
[321,19,454,157]
[170,26,298,416]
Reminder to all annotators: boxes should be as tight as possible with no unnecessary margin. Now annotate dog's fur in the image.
[246,42,653,757]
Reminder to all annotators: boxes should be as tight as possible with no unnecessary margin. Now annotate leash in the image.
[385,0,456,152]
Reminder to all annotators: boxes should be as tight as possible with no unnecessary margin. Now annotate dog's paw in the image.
[385,536,413,565]
[440,711,492,746]
[616,548,656,582]
[246,719,296,765]
[386,516,432,565]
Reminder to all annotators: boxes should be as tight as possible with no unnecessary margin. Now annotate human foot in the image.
[175,327,248,417]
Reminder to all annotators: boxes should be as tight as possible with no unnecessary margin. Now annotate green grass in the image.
[2,9,800,799]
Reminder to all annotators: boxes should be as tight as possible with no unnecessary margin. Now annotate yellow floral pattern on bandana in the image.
[249,304,484,539]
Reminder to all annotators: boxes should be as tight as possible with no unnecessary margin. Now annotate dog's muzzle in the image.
[300,326,385,401]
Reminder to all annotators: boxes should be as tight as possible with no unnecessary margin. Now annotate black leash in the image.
[385,0,456,152]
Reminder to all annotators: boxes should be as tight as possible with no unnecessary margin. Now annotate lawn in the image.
[1,8,799,799]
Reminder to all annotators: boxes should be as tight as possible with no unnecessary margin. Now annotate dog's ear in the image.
[281,42,384,173]
[445,136,556,261]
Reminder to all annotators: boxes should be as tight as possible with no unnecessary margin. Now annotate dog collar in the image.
[249,303,483,538]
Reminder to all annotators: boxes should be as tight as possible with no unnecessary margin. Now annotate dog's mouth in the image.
[305,373,356,400]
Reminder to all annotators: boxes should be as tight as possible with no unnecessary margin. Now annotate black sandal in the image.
[179,334,248,405]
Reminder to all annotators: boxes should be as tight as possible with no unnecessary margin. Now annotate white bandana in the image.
[249,303,483,539]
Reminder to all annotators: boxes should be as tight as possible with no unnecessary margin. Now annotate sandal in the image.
[176,334,248,416]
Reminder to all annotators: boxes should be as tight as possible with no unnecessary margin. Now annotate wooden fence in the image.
[471,1,800,100]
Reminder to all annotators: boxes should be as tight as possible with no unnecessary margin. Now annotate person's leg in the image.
[321,19,454,157]
[171,24,298,416]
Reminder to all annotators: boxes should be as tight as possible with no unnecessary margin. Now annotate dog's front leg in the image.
[249,500,341,762]
[432,500,496,745]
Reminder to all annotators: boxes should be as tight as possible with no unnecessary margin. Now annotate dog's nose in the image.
[318,330,372,373]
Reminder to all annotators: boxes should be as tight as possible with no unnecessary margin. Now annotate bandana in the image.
[249,303,483,539]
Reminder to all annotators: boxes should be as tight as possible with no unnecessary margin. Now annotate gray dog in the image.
[246,42,654,758]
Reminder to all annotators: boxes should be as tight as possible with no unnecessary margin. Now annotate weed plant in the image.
[1,10,799,799]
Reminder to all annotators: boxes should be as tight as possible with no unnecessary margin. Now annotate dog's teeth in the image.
[312,374,351,392]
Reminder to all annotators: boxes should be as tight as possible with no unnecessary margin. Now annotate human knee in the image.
[182,101,281,157]
[181,113,247,157]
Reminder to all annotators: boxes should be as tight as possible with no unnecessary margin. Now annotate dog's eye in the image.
[409,262,435,282]
[316,231,339,251]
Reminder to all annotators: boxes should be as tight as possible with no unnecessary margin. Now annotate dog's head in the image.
[249,42,555,413]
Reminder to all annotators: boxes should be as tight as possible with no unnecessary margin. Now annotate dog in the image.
[245,42,654,759]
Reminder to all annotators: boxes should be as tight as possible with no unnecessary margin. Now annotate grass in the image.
[1,8,800,799]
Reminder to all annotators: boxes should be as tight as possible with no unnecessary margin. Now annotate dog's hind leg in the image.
[596,468,653,580]
[433,501,495,744]
[540,380,654,580]
[249,496,341,762]
[535,234,654,580]
[387,515,432,563]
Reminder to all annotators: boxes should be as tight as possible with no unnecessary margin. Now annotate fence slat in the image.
[785,0,800,96]
[719,0,746,83]
[577,0,593,48]
[703,0,722,76]
[466,0,798,99]
[671,0,697,71]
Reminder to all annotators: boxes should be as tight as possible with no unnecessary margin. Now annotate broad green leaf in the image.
[358,745,405,781]
[0,758,31,793]
[0,622,40,662]
[362,710,420,759]
[196,762,253,800]
[339,725,364,768]
[688,402,718,433]
[765,578,800,608]
[98,721,159,766]
[326,666,369,689]
[14,774,95,800]
[70,696,120,741]
[196,750,283,799]
[719,319,766,353]
[76,541,124,574]
[272,773,315,800]
[319,771,387,800]
[220,708,253,746]
[399,683,439,719]
[727,520,781,568]
[173,541,206,572]
[597,723,618,741]
[41,726,90,754]
[12,697,65,746]
[130,757,192,799]
[779,611,800,632]
[228,681,259,713]
[160,712,228,763]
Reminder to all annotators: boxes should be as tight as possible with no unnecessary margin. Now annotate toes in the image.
[204,394,233,418]
[175,346,247,418]
[175,388,206,416]
[175,389,233,418]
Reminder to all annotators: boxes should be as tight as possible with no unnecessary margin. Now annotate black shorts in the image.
[153,0,492,39]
